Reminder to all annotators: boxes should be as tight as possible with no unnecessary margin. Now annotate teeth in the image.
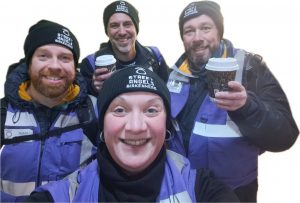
[47,77,61,80]
[195,47,206,51]
[123,139,148,146]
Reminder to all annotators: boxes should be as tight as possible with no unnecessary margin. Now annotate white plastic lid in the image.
[205,57,239,71]
[95,55,116,66]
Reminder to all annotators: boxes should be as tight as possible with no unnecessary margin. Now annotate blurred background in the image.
[0,0,299,202]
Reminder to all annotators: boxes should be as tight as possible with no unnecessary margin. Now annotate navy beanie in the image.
[179,1,224,40]
[98,66,170,132]
[23,19,80,66]
[103,0,139,34]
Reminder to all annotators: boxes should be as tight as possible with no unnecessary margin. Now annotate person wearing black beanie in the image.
[179,1,223,40]
[98,66,171,133]
[79,1,170,97]
[167,1,299,202]
[103,0,139,34]
[1,19,99,202]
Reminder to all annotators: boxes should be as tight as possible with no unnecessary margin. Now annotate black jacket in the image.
[175,39,299,152]
[228,51,299,151]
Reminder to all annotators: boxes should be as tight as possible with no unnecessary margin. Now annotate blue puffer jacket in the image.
[0,63,98,202]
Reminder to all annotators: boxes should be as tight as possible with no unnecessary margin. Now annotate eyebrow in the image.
[114,95,164,105]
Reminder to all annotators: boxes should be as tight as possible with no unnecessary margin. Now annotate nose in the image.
[48,57,61,70]
[125,110,147,133]
[118,25,127,35]
[194,29,204,42]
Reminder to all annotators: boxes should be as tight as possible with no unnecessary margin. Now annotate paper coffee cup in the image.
[205,57,239,100]
[95,55,116,72]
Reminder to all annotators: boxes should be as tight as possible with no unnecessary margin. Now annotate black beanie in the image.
[103,0,139,34]
[98,66,170,132]
[23,19,80,66]
[179,1,224,40]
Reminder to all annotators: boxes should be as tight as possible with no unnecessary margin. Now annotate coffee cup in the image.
[205,57,239,100]
[95,55,117,72]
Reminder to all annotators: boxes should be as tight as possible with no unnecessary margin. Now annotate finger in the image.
[93,80,104,91]
[215,99,241,111]
[215,91,245,100]
[94,71,112,82]
[228,81,244,92]
[94,68,109,76]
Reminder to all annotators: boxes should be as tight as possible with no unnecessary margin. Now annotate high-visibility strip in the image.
[166,150,185,172]
[160,191,192,203]
[0,179,36,196]
[193,121,242,138]
[79,135,95,166]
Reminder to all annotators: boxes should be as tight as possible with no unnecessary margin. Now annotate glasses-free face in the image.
[107,13,137,59]
[182,15,220,68]
[103,92,167,174]
[28,44,75,101]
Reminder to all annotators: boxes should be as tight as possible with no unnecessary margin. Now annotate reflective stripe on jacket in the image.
[35,150,196,203]
[167,71,259,189]
[0,96,97,201]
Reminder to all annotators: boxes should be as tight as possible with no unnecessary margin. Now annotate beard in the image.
[185,42,219,69]
[30,69,75,98]
[187,49,212,68]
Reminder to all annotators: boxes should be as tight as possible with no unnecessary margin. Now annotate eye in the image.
[60,54,73,63]
[200,25,212,32]
[37,53,48,61]
[123,21,133,28]
[145,106,160,117]
[112,106,126,116]
[110,23,119,29]
[183,28,194,35]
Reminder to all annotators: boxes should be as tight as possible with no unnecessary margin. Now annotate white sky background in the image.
[0,0,299,202]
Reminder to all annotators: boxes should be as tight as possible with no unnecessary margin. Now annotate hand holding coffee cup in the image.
[205,57,239,101]
[93,55,116,91]
[95,55,117,72]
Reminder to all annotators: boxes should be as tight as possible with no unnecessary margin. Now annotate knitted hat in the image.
[98,66,170,132]
[103,0,139,34]
[23,19,80,66]
[179,1,224,40]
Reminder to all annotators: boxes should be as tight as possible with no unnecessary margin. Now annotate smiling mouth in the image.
[194,46,207,51]
[121,138,150,146]
[45,76,62,81]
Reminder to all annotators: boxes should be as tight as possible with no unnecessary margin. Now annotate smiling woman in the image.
[1,0,299,202]
[97,66,171,175]
[103,92,167,173]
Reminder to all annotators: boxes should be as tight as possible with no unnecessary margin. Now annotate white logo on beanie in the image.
[183,3,198,18]
[55,28,74,49]
[135,67,147,75]
[126,67,157,90]
[116,1,129,13]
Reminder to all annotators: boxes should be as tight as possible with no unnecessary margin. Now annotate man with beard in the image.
[166,1,299,202]
[79,0,170,96]
[0,20,98,202]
